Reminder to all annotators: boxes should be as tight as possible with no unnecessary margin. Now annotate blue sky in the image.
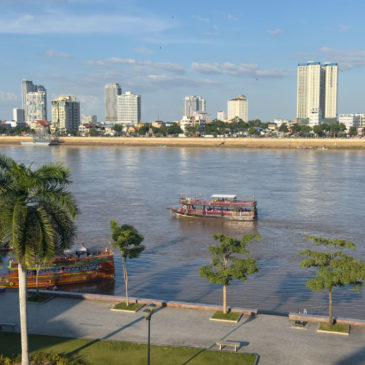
[1,0,365,122]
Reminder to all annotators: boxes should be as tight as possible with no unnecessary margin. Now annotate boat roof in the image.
[211,194,237,199]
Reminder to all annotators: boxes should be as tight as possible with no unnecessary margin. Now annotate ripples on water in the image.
[1,145,365,318]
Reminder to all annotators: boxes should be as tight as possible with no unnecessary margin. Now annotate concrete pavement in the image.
[1,291,365,365]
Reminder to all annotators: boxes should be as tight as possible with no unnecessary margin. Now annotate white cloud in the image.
[192,62,289,78]
[134,46,153,54]
[0,12,171,34]
[45,49,72,58]
[338,24,351,32]
[88,57,186,75]
[226,14,237,21]
[267,28,283,35]
[192,15,210,23]
[0,91,18,102]
[320,47,365,70]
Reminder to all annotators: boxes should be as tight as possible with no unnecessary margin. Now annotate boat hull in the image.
[170,208,257,221]
[0,254,114,289]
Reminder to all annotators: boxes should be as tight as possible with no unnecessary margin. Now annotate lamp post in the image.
[143,304,156,365]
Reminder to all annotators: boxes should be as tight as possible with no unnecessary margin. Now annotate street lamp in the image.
[143,303,156,365]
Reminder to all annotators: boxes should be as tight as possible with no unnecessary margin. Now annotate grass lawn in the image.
[211,311,241,322]
[28,294,54,303]
[112,302,144,312]
[0,332,257,365]
[318,322,350,334]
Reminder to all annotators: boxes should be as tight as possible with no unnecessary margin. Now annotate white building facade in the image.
[217,110,225,121]
[183,96,206,118]
[105,83,122,122]
[13,108,25,124]
[296,61,338,123]
[117,92,141,124]
[338,114,360,130]
[22,80,47,122]
[26,91,47,122]
[52,96,80,132]
[227,95,248,122]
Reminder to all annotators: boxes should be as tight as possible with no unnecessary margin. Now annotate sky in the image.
[1,0,365,122]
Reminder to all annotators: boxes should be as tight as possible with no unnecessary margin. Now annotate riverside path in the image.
[1,291,364,365]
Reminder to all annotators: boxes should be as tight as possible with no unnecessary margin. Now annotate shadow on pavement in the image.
[334,346,365,365]
[68,305,165,356]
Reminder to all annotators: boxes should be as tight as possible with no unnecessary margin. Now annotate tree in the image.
[110,221,145,306]
[349,126,358,137]
[279,123,289,133]
[0,154,78,365]
[248,126,260,136]
[200,233,260,314]
[298,236,365,324]
[112,124,123,136]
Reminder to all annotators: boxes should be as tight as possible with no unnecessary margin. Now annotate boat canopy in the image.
[64,244,88,254]
[211,194,237,200]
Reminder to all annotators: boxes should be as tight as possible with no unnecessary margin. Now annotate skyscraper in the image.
[105,83,122,122]
[26,90,47,121]
[51,96,80,132]
[227,95,248,122]
[22,80,48,122]
[183,96,206,118]
[296,61,338,123]
[117,92,141,124]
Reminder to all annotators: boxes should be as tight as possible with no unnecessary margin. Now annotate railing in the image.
[180,198,256,207]
[178,208,254,217]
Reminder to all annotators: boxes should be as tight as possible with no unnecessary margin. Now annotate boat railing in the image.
[178,208,254,216]
[180,198,256,207]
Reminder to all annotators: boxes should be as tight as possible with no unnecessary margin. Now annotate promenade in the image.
[1,291,365,364]
[1,136,365,149]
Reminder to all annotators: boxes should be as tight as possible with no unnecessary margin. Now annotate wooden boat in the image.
[0,249,114,289]
[170,194,257,221]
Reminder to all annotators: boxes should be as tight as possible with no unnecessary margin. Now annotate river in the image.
[1,145,364,318]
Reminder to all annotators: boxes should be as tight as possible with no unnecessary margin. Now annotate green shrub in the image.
[0,352,86,365]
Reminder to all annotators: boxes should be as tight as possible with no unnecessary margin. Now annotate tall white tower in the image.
[227,95,248,122]
[117,92,141,124]
[183,96,206,118]
[105,83,122,122]
[296,61,338,123]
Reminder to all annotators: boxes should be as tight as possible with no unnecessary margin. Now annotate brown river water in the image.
[1,145,364,318]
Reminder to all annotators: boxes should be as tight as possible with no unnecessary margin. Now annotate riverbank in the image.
[1,136,365,149]
[1,290,365,364]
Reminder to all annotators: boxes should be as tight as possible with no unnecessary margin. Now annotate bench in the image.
[0,322,17,331]
[216,341,241,352]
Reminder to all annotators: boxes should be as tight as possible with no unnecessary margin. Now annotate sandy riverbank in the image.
[1,136,365,149]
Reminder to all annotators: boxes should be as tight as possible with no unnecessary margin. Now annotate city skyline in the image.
[1,0,365,122]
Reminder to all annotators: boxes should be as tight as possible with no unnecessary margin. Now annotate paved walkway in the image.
[1,291,365,365]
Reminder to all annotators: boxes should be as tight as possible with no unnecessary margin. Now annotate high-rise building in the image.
[51,96,80,132]
[105,83,122,122]
[13,108,25,124]
[26,91,47,122]
[117,92,141,124]
[22,80,35,113]
[296,61,338,123]
[183,96,206,118]
[22,80,48,122]
[227,95,248,122]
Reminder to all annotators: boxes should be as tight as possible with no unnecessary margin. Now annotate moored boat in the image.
[170,194,257,221]
[0,248,114,289]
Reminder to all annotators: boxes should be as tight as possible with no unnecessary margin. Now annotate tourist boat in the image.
[170,194,257,221]
[0,247,114,289]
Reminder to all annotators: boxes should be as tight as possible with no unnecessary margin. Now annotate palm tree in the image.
[0,154,78,365]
